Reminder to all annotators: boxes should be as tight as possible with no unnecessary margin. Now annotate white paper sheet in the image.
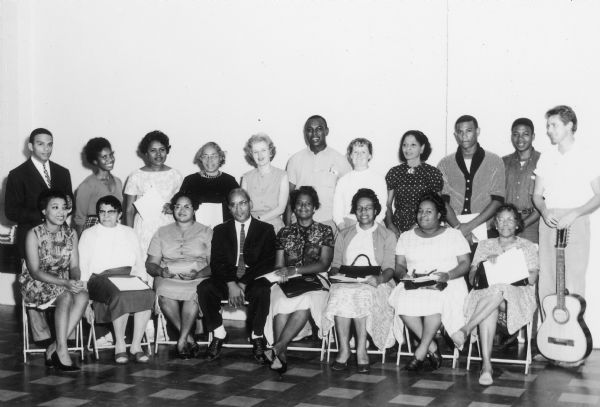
[260,271,303,283]
[329,274,368,283]
[195,202,223,228]
[457,213,488,242]
[483,248,529,286]
[108,277,151,291]
[133,187,164,221]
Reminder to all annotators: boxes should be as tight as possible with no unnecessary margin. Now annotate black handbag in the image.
[472,262,529,290]
[279,274,328,298]
[338,254,381,278]
[403,279,447,291]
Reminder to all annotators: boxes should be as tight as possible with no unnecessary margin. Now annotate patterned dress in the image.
[264,222,334,344]
[464,237,538,335]
[19,224,74,306]
[124,168,183,257]
[385,163,443,232]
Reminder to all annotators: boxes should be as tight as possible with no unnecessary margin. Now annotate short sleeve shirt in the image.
[275,222,334,267]
[286,147,351,223]
[147,222,212,269]
[385,163,443,232]
[535,142,599,208]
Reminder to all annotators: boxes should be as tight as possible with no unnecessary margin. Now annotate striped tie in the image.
[236,224,246,279]
[42,163,51,188]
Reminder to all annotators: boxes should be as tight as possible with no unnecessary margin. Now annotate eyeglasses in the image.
[201,154,220,161]
[229,200,249,208]
[98,209,118,216]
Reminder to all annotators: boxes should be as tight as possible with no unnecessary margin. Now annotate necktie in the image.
[236,223,246,279]
[42,163,51,188]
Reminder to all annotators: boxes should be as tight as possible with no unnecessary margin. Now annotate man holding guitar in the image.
[533,105,600,366]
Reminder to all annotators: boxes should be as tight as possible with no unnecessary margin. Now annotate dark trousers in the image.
[197,278,271,336]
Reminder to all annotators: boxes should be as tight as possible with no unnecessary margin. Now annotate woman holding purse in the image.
[323,188,397,373]
[263,186,334,374]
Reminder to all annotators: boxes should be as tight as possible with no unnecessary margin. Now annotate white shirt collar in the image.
[30,157,50,181]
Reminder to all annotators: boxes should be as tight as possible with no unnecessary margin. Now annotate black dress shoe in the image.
[205,336,226,361]
[357,363,371,373]
[177,343,191,360]
[251,337,267,363]
[331,359,349,371]
[404,357,425,372]
[189,342,202,358]
[51,352,80,372]
[426,348,443,370]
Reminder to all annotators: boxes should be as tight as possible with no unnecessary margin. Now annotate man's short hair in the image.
[304,115,328,131]
[29,128,53,144]
[454,115,478,131]
[227,188,251,206]
[511,118,534,133]
[545,105,577,132]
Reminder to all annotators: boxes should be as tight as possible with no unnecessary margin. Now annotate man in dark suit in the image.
[197,188,275,361]
[5,128,73,343]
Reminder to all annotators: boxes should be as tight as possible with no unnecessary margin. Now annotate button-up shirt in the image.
[502,149,541,211]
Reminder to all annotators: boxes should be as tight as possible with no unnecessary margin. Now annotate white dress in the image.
[388,227,470,339]
[124,168,183,257]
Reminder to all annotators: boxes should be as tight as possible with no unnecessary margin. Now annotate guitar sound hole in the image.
[553,307,570,324]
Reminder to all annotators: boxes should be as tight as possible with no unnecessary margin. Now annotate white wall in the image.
[1,0,600,343]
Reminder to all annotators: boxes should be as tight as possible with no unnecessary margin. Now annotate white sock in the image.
[251,332,263,340]
[213,325,227,339]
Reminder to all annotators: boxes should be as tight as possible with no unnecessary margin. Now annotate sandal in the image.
[115,352,129,364]
[130,351,149,363]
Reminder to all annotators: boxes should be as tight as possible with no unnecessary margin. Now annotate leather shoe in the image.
[426,348,443,370]
[331,359,349,371]
[206,336,227,361]
[357,363,370,373]
[404,357,425,372]
[51,351,80,372]
[251,337,267,363]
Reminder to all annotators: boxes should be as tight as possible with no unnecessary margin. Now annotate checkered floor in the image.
[1,304,599,407]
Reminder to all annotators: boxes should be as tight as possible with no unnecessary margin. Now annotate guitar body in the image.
[537,293,592,363]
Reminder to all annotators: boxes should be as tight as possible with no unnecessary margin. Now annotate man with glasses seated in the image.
[197,188,276,361]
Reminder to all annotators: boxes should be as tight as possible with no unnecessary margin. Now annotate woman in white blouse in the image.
[79,195,154,364]
[332,138,387,231]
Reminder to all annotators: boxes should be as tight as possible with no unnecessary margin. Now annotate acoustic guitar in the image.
[537,228,593,364]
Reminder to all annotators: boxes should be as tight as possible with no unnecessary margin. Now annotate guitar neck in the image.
[556,247,566,308]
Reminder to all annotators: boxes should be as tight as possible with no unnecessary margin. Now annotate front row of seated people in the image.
[20,187,538,386]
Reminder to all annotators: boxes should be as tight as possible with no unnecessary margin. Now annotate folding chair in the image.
[87,301,152,359]
[22,300,84,362]
[466,321,533,374]
[324,326,387,364]
[395,325,460,368]
[153,299,209,354]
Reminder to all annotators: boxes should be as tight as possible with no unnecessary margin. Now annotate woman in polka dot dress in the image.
[385,131,443,237]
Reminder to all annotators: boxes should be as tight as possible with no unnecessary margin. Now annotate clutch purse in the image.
[279,274,328,298]
[472,263,529,290]
[338,254,381,278]
[403,279,447,291]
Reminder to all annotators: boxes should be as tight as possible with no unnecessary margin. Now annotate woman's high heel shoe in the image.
[51,351,80,372]
[268,349,287,374]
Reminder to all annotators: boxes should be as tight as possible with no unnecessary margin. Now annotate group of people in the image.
[4,107,599,387]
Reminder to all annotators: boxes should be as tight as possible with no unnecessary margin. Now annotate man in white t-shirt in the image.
[533,105,600,318]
